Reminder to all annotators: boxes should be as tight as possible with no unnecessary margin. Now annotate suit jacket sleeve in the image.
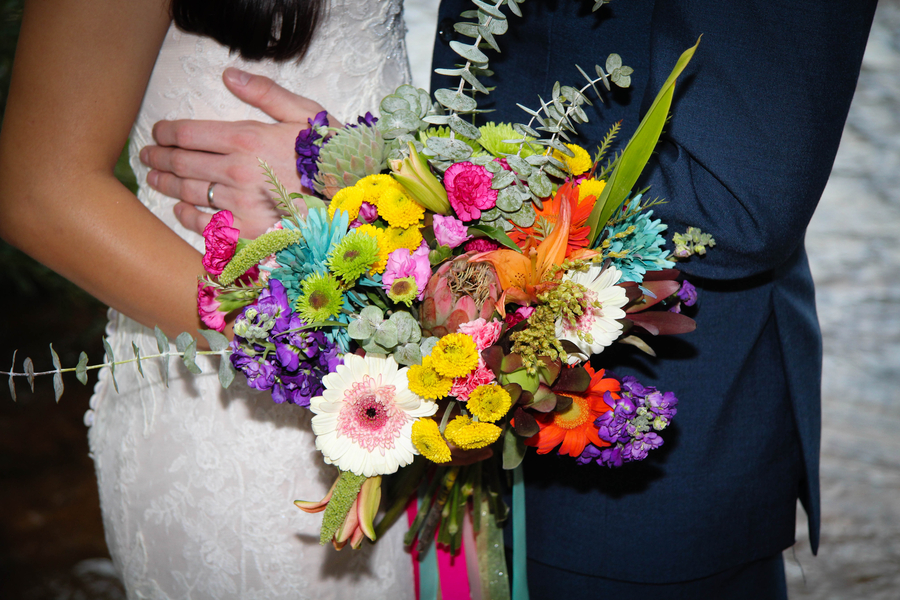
[640,0,876,280]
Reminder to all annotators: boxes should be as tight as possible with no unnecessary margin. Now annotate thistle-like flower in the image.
[419,253,501,338]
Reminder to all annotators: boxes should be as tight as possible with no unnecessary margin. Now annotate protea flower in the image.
[419,253,501,338]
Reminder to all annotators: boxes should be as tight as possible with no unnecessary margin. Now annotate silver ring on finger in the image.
[207,182,217,209]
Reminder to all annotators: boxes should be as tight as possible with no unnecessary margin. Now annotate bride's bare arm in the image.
[0,0,211,340]
[139,70,336,238]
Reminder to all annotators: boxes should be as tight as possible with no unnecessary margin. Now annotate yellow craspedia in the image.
[578,178,607,203]
[444,415,502,450]
[375,187,426,229]
[328,184,365,220]
[357,174,405,206]
[354,224,389,274]
[466,384,512,423]
[430,333,479,378]
[553,143,592,176]
[383,226,423,255]
[411,418,452,463]
[407,356,453,400]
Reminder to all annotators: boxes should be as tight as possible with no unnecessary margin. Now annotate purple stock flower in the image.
[230,343,277,392]
[295,111,330,191]
[230,279,342,408]
[578,375,679,468]
[348,112,378,128]
[677,280,698,306]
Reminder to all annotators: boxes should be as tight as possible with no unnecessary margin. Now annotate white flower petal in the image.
[310,354,430,476]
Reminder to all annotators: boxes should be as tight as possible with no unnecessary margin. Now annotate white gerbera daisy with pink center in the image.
[556,264,628,365]
[310,354,437,477]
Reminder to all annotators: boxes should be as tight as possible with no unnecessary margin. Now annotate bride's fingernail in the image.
[139,148,149,164]
[225,68,251,87]
[147,171,158,187]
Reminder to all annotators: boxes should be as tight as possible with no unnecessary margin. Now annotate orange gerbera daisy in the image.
[525,365,621,457]
[508,179,595,256]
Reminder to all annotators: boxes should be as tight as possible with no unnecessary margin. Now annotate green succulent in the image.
[314,124,395,199]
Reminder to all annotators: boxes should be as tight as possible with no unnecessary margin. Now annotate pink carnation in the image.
[451,359,496,402]
[382,243,432,300]
[202,210,240,276]
[432,214,471,249]
[444,161,498,222]
[197,281,226,332]
[463,238,500,253]
[457,318,502,351]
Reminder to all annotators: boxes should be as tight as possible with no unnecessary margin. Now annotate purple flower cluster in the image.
[577,376,678,468]
[295,111,330,190]
[347,112,378,129]
[669,280,698,314]
[677,280,698,306]
[230,279,341,407]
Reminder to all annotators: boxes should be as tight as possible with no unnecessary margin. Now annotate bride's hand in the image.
[140,68,336,239]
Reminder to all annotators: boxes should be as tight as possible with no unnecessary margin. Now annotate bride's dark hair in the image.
[171,0,325,61]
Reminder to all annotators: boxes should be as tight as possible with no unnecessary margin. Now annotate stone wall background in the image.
[785,1,900,597]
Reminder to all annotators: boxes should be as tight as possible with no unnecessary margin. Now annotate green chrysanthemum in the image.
[387,276,419,307]
[327,230,380,283]
[477,122,538,158]
[418,126,482,154]
[296,272,345,323]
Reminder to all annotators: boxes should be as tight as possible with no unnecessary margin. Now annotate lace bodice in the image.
[128,1,409,253]
[86,2,415,598]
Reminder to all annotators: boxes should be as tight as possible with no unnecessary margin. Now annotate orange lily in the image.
[508,178,597,256]
[470,181,597,310]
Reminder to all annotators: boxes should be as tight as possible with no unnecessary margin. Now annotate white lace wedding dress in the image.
[84,2,414,598]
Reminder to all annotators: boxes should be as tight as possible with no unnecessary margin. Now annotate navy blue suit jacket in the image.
[433,0,876,583]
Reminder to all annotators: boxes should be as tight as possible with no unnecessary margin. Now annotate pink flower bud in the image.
[432,214,472,249]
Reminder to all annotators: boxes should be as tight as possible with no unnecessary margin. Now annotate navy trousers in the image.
[527,554,788,600]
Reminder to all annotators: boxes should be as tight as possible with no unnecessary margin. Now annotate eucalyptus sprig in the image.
[258,159,322,223]
[510,55,633,179]
[423,0,522,166]
[3,328,235,402]
[469,55,632,231]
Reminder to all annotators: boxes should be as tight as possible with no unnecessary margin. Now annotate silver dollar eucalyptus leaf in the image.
[449,41,489,64]
[495,186,523,212]
[509,201,536,228]
[447,114,482,139]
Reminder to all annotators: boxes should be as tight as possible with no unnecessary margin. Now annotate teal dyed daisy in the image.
[603,196,675,283]
[271,209,350,304]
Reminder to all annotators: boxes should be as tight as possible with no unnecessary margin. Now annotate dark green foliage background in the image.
[1,3,124,596]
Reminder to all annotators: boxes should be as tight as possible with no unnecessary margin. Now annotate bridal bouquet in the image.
[193,0,708,572]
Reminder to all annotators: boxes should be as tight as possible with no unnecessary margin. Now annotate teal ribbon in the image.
[512,463,529,600]
[418,491,440,600]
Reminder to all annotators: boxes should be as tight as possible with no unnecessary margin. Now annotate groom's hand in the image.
[140,68,336,239]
